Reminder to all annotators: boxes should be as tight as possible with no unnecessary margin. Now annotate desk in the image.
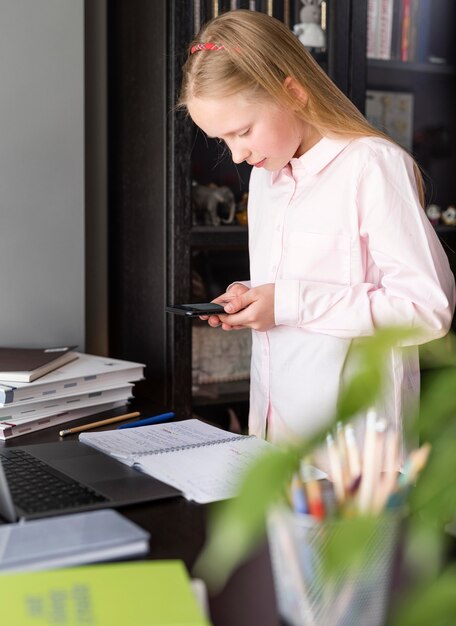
[1,404,281,626]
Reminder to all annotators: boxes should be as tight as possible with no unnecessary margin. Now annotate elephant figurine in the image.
[192,182,236,226]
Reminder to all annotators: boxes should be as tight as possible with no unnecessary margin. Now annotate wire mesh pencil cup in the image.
[267,507,401,626]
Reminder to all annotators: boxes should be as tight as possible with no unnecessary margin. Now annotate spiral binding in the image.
[135,434,254,457]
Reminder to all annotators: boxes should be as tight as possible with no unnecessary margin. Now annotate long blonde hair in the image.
[179,10,424,205]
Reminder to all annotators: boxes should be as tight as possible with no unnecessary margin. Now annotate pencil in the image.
[59,411,141,437]
[304,478,325,521]
[344,423,361,483]
[358,411,385,514]
[326,433,345,505]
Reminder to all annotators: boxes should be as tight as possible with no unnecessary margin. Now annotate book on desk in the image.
[0,560,210,625]
[0,352,145,439]
[0,346,78,382]
[0,509,149,573]
[79,418,273,504]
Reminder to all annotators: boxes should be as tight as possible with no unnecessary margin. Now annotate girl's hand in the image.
[201,283,250,329]
[218,283,276,332]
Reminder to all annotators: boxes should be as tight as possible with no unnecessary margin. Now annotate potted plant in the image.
[195,328,456,625]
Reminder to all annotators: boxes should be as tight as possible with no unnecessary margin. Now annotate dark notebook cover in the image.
[0,347,78,383]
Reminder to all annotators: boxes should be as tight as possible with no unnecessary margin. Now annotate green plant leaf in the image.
[194,326,456,620]
[388,565,456,626]
[418,368,456,441]
[193,446,299,591]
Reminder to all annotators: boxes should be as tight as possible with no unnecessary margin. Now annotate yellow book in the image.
[0,560,210,626]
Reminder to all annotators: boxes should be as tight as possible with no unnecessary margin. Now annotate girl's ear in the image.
[283,76,309,105]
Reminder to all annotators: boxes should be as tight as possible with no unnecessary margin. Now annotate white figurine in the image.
[426,203,442,226]
[293,0,326,50]
[441,205,456,226]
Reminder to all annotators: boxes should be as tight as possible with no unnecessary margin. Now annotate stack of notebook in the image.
[0,347,144,439]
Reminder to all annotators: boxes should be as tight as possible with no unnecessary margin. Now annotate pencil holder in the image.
[267,507,401,626]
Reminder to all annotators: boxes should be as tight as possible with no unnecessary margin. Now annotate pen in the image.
[117,411,175,429]
[304,477,325,521]
[344,423,361,484]
[290,474,309,515]
[59,411,140,437]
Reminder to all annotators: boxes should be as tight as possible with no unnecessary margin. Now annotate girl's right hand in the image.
[203,283,250,329]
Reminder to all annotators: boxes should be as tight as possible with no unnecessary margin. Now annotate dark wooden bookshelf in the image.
[107,1,456,418]
[368,59,456,76]
[190,225,249,249]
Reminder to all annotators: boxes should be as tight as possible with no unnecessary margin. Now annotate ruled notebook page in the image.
[80,418,242,461]
[137,436,272,504]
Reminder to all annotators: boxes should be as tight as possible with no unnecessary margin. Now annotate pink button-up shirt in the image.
[243,136,455,449]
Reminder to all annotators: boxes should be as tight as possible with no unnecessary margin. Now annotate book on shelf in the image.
[80,418,272,504]
[0,352,144,406]
[0,509,149,572]
[0,346,77,383]
[0,400,127,440]
[365,89,414,151]
[367,0,430,63]
[367,0,393,59]
[0,383,134,423]
[0,560,210,626]
[400,0,411,61]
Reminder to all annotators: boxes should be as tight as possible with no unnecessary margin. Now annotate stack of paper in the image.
[0,352,145,439]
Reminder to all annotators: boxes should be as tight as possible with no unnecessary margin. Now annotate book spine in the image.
[378,0,394,59]
[415,0,431,63]
[407,0,420,62]
[367,0,381,59]
[400,0,411,61]
[389,0,403,60]
[0,387,14,404]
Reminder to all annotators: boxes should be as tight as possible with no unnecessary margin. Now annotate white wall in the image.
[0,0,85,349]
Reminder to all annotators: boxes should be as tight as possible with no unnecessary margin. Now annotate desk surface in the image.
[1,403,281,626]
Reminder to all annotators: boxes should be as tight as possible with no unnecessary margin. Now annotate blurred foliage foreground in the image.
[195,328,456,625]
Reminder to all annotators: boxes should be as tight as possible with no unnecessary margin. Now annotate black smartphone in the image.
[165,303,226,317]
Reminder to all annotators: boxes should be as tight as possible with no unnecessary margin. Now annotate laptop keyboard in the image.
[0,449,108,514]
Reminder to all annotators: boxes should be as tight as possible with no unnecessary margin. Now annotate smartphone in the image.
[165,303,226,317]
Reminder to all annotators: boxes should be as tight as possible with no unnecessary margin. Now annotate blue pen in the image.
[117,411,175,429]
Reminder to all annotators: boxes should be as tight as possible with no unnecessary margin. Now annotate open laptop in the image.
[0,440,181,522]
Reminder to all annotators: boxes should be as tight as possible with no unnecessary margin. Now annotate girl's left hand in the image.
[219,283,276,332]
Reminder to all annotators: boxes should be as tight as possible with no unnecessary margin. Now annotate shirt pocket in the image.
[282,232,351,285]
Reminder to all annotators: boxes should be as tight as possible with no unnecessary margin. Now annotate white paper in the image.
[137,436,272,503]
[80,418,273,503]
[80,418,245,460]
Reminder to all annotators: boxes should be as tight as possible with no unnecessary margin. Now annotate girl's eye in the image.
[239,129,250,137]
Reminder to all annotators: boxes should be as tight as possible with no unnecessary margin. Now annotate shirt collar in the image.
[271,136,353,183]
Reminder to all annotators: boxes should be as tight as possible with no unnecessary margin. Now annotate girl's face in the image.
[187,91,320,171]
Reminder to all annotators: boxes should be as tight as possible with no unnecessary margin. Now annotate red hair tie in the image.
[190,42,226,54]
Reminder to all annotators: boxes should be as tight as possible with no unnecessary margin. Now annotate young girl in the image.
[178,10,455,450]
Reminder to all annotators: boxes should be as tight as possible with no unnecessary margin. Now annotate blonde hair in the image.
[179,10,424,205]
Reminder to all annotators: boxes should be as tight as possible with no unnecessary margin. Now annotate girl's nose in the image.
[231,145,251,164]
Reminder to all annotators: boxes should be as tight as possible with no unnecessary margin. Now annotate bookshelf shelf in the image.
[193,380,250,407]
[190,225,248,249]
[368,59,456,76]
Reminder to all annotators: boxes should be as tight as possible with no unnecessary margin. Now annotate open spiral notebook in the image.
[79,419,273,504]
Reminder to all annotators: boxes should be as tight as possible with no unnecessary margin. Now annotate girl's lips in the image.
[254,158,266,168]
